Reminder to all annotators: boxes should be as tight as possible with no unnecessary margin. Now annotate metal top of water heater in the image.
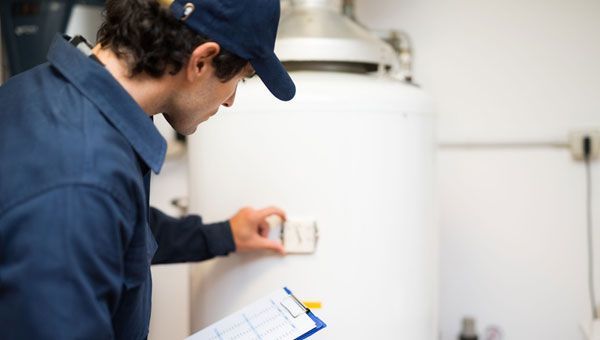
[276,0,400,72]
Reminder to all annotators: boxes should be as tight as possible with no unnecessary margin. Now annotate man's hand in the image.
[230,206,286,255]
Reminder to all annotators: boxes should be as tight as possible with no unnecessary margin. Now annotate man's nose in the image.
[222,88,237,108]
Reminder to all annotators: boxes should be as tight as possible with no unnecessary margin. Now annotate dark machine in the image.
[0,0,104,76]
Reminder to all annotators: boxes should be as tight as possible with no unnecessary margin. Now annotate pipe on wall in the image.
[338,1,415,83]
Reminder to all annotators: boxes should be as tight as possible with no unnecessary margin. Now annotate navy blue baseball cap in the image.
[164,0,296,101]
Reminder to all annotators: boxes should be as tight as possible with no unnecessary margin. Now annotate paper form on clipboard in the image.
[186,287,326,340]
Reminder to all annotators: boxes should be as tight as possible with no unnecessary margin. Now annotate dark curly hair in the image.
[96,0,248,81]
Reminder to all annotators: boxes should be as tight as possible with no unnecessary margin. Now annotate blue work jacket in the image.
[0,35,235,339]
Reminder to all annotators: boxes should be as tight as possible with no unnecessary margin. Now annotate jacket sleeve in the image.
[0,185,129,340]
[149,207,236,265]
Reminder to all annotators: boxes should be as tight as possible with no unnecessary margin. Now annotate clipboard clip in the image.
[280,293,308,318]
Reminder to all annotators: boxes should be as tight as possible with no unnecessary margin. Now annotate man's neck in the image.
[92,45,175,116]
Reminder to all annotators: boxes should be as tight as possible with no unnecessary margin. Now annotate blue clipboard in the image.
[283,287,327,339]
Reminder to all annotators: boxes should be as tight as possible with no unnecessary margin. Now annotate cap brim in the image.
[250,52,296,102]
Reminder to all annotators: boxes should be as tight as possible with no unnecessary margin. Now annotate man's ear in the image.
[185,42,221,82]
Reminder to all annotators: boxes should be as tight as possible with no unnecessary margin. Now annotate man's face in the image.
[164,62,255,135]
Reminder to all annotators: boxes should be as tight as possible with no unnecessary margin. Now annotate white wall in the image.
[437,149,595,339]
[355,0,600,339]
[356,0,600,142]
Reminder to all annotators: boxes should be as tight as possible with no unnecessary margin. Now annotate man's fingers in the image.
[258,220,270,238]
[255,206,286,222]
[257,238,285,255]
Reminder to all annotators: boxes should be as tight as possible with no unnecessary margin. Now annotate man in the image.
[0,0,295,338]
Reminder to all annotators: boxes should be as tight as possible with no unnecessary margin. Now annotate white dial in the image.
[282,220,319,254]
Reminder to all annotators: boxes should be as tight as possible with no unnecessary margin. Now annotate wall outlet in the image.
[569,130,600,161]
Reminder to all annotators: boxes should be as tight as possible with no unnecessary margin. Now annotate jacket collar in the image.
[46,35,166,174]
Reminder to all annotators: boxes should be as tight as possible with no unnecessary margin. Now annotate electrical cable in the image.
[584,136,597,319]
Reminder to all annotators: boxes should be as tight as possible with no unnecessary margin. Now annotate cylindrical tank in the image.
[187,70,437,339]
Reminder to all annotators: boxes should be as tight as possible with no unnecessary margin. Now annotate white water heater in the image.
[188,1,437,339]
